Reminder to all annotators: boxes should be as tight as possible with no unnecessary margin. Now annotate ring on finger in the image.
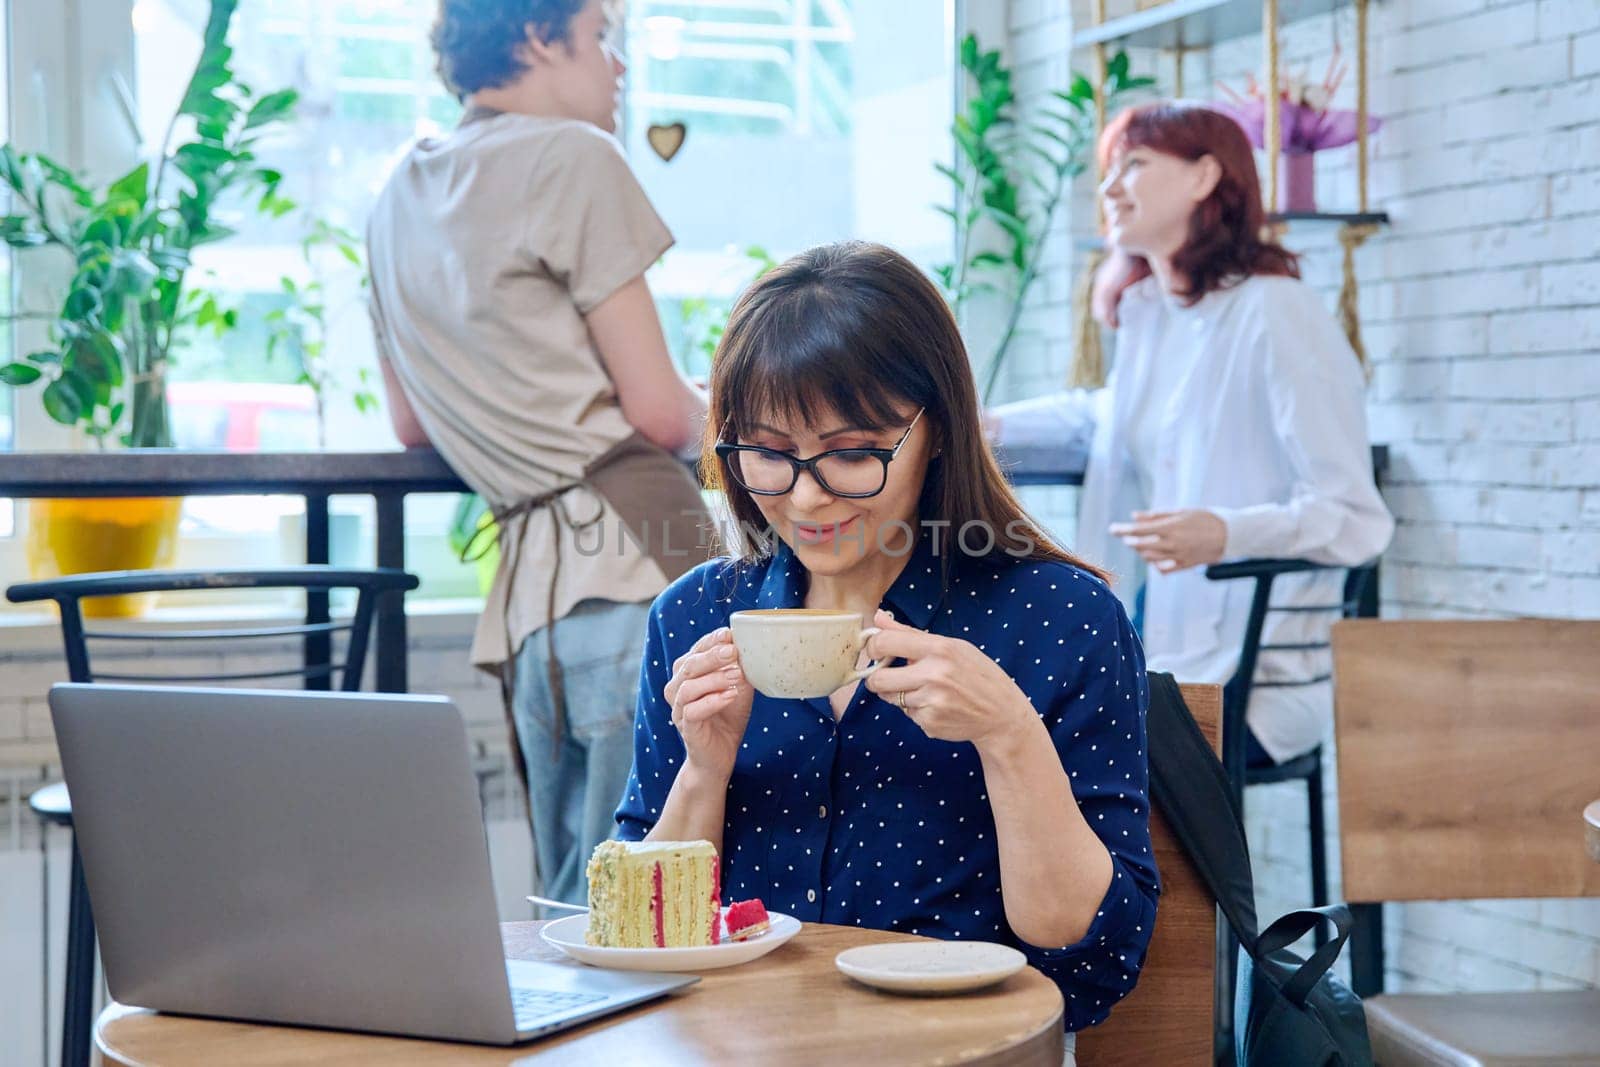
[895,690,909,711]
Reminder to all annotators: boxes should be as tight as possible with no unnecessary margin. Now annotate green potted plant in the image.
[933,36,1151,401]
[1,0,298,613]
[264,218,381,450]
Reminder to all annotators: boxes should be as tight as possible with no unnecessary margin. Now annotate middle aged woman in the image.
[992,101,1393,768]
[614,241,1158,1054]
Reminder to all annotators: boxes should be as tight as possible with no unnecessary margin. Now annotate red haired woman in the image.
[992,101,1392,768]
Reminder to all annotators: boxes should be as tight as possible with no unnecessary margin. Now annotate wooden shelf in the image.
[1269,211,1389,226]
[1073,0,1346,50]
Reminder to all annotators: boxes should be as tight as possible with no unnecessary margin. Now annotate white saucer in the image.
[834,940,1028,994]
[540,910,801,972]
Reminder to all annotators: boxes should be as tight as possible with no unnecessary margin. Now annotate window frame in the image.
[6,0,143,454]
[1,0,137,589]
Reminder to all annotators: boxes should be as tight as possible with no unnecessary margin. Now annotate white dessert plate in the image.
[834,940,1028,994]
[540,910,801,971]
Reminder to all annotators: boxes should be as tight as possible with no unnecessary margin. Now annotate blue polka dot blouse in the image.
[615,528,1158,1030]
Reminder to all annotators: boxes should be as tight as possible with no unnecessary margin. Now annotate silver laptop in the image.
[48,683,694,1045]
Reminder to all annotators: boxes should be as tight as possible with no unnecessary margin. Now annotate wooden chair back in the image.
[1333,619,1600,903]
[1077,682,1221,1066]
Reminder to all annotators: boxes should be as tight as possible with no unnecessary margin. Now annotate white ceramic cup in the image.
[728,609,882,699]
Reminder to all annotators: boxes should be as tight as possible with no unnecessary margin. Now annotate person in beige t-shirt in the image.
[367,0,710,905]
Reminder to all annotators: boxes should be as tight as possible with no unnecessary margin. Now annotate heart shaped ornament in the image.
[647,122,686,162]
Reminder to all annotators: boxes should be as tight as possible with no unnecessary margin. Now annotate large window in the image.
[624,1,955,375]
[3,1,955,603]
[133,0,456,454]
[130,0,468,589]
[131,0,955,426]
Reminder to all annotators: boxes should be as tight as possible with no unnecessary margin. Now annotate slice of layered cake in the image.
[585,840,721,948]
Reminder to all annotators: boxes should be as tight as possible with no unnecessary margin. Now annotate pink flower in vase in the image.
[1210,47,1381,212]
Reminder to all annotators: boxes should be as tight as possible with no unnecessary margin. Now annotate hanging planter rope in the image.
[1069,245,1109,388]
[1337,0,1374,373]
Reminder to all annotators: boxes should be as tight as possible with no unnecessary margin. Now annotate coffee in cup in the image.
[728,609,881,699]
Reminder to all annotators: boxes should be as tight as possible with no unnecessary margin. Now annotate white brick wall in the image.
[1006,0,1600,997]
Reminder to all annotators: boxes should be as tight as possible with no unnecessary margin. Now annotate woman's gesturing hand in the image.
[861,609,1036,750]
[1109,508,1227,573]
[663,627,755,784]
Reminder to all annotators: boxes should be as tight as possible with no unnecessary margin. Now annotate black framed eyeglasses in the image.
[714,409,926,499]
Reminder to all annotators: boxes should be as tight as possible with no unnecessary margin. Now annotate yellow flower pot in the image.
[25,498,184,617]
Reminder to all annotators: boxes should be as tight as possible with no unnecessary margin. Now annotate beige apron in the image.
[461,433,709,777]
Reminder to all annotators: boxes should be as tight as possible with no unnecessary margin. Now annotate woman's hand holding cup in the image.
[664,627,755,785]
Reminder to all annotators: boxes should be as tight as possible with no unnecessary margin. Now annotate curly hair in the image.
[431,0,590,98]
[1098,101,1299,308]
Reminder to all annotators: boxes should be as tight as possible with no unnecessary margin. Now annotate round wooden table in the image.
[96,921,1065,1066]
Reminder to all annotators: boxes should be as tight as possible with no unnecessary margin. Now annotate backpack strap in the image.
[1259,905,1355,1006]
[1145,671,1261,948]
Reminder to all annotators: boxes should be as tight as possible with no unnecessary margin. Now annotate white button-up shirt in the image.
[995,274,1393,761]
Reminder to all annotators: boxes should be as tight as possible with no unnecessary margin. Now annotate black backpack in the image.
[1145,671,1374,1067]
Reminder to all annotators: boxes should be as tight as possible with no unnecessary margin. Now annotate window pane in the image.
[624,1,955,376]
[131,1,479,596]
[1,0,13,538]
[131,1,955,435]
[132,0,458,455]
[123,1,953,597]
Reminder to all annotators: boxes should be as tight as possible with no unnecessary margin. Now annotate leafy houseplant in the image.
[264,219,381,450]
[0,0,298,448]
[2,0,300,615]
[933,36,1151,401]
[672,243,777,378]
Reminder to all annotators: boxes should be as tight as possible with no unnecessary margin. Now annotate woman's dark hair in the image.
[704,240,1107,582]
[1099,101,1299,306]
[431,0,588,98]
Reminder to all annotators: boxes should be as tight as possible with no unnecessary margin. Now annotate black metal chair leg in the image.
[1349,902,1385,997]
[61,836,96,1067]
[1308,758,1330,948]
[41,824,51,1067]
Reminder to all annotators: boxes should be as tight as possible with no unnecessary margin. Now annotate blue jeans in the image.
[511,598,650,907]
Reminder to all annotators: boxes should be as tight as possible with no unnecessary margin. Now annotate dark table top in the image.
[0,441,1095,497]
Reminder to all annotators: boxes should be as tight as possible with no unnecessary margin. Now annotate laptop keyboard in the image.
[510,986,610,1028]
